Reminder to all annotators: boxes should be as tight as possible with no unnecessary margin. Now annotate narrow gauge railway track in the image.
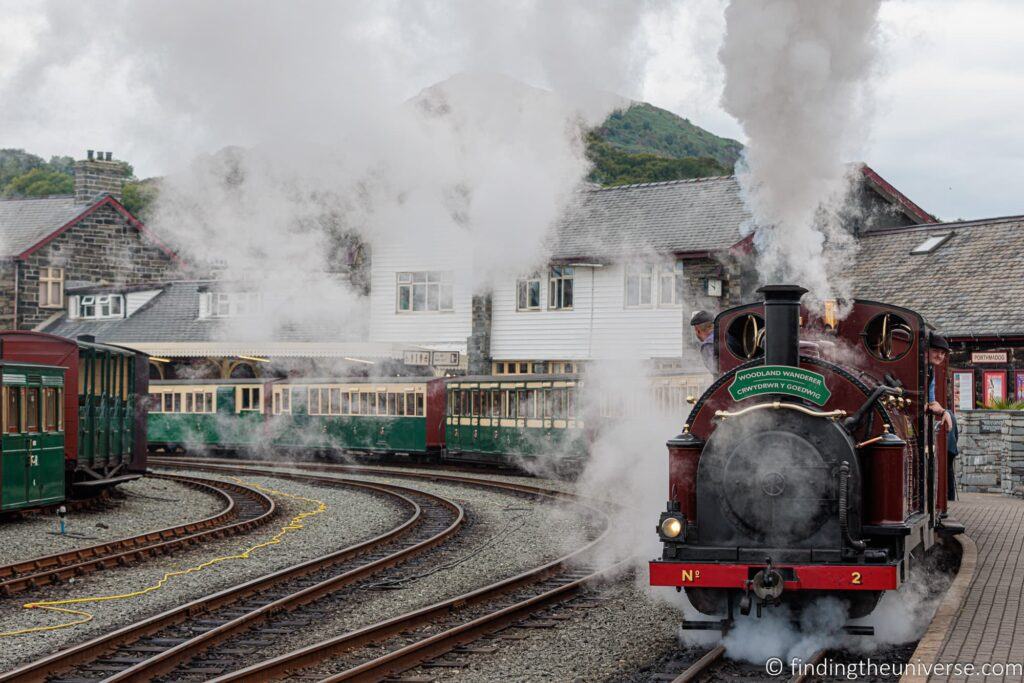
[661,645,829,682]
[0,475,276,598]
[0,466,466,683]
[145,458,618,683]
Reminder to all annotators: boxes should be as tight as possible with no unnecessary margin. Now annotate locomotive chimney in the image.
[758,284,807,367]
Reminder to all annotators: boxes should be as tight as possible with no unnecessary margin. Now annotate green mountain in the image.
[587,102,742,186]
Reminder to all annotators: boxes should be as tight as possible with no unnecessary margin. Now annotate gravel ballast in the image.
[401,573,685,683]
[219,467,606,667]
[0,470,406,673]
[0,477,225,567]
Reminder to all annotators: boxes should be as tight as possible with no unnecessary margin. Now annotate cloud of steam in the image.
[718,0,882,302]
[2,1,668,352]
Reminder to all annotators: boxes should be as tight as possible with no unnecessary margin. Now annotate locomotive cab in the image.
[650,284,956,627]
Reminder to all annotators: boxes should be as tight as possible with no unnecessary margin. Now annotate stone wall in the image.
[467,294,492,375]
[955,410,1024,496]
[17,203,181,329]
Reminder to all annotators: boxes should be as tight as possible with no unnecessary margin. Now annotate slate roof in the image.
[848,215,1024,337]
[550,176,750,259]
[42,281,364,346]
[0,195,85,257]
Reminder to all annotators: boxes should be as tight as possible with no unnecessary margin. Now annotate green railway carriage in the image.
[269,378,445,458]
[0,363,66,511]
[148,380,269,450]
[444,375,590,468]
[0,331,148,494]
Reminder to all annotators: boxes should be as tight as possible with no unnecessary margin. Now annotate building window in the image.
[396,271,454,312]
[206,291,261,318]
[548,266,573,310]
[659,260,685,306]
[39,267,64,308]
[76,294,124,319]
[516,276,542,311]
[625,264,654,308]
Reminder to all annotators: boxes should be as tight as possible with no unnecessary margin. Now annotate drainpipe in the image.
[13,259,19,330]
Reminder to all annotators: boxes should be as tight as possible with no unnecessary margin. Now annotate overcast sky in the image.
[0,0,1020,222]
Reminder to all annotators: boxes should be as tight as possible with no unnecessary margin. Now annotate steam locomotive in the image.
[650,285,962,628]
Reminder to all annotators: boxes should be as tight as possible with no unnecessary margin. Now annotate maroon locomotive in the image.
[650,285,961,627]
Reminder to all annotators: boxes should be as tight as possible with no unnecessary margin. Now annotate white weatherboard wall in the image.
[490,264,686,361]
[368,240,472,352]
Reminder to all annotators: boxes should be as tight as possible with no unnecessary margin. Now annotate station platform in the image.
[905,493,1024,682]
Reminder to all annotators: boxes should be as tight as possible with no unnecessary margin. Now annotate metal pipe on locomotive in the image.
[650,285,962,630]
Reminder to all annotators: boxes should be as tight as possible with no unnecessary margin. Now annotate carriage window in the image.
[5,387,21,433]
[25,388,39,432]
[149,393,162,412]
[552,389,565,419]
[416,393,424,416]
[280,389,290,413]
[327,389,339,415]
[377,392,386,416]
[360,392,370,415]
[163,394,173,412]
[567,387,577,419]
[240,387,261,412]
[173,393,182,413]
[491,391,501,418]
[307,389,320,415]
[185,393,194,413]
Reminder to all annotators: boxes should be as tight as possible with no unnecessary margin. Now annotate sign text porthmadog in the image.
[728,365,831,406]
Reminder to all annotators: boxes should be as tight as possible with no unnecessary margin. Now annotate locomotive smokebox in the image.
[758,284,808,367]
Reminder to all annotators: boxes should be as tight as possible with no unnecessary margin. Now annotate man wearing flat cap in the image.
[691,310,716,375]
[928,332,958,502]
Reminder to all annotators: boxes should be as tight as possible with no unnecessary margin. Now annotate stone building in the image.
[366,163,932,376]
[0,151,183,330]
[849,214,1024,408]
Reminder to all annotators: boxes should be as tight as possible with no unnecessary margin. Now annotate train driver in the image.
[927,333,954,433]
[690,310,716,375]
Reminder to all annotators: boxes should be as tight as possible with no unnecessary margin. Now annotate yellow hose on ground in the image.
[0,477,327,638]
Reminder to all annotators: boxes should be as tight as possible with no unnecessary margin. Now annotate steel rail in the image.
[0,470,462,683]
[187,463,615,682]
[669,645,727,683]
[0,474,275,597]
[790,648,828,683]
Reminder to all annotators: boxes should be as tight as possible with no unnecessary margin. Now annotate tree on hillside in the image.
[585,133,728,187]
[0,149,46,189]
[3,167,73,197]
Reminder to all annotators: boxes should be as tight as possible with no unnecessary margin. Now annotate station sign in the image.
[971,351,1008,364]
[728,365,831,407]
[403,350,432,366]
[431,351,460,367]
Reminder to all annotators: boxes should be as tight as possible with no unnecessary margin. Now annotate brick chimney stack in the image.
[74,150,128,204]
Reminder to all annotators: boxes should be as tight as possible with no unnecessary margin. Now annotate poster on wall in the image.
[1017,371,1024,402]
[982,370,1007,406]
[953,370,974,411]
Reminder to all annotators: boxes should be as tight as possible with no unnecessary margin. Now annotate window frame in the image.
[548,266,574,310]
[516,276,542,311]
[658,260,685,307]
[39,267,65,309]
[396,271,454,313]
[624,263,655,308]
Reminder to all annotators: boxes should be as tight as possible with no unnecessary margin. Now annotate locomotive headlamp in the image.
[660,517,683,538]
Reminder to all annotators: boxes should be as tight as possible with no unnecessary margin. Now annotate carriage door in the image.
[24,382,43,504]
[1,380,27,509]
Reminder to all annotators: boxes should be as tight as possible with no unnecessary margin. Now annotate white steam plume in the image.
[2,1,667,357]
[718,0,881,302]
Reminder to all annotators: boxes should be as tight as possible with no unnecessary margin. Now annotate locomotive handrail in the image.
[713,401,847,420]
